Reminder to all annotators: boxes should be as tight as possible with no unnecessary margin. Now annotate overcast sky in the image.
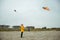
[0,0,60,28]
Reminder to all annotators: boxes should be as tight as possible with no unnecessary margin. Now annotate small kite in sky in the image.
[14,10,16,12]
[42,7,50,11]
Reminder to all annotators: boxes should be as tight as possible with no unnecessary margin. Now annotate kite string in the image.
[42,0,48,7]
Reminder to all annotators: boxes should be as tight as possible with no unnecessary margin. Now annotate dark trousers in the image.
[21,32,23,38]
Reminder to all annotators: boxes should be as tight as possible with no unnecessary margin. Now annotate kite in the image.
[42,7,50,11]
[14,10,16,12]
